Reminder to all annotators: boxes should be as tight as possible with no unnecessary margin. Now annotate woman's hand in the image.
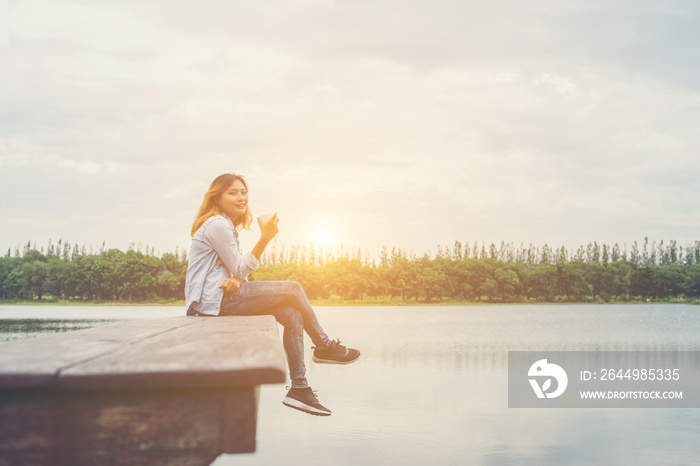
[258,213,280,242]
[219,277,243,293]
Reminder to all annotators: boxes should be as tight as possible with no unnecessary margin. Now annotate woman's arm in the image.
[212,215,280,294]
[206,218,260,280]
[251,213,279,260]
[206,215,280,281]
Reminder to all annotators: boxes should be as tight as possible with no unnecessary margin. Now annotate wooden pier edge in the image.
[0,315,287,466]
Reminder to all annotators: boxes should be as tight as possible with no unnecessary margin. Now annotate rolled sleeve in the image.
[242,252,260,272]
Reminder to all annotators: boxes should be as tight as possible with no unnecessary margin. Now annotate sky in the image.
[2,0,700,260]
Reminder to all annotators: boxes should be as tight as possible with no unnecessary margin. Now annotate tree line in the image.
[258,237,700,269]
[1,238,699,303]
[0,241,187,302]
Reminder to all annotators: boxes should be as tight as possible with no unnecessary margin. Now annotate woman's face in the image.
[218,179,249,220]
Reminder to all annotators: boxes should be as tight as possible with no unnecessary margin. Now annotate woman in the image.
[185,173,359,416]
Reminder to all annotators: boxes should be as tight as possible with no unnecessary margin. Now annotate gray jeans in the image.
[220,281,331,388]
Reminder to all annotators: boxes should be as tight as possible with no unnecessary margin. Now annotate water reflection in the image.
[2,304,700,465]
[215,304,700,466]
[308,305,700,374]
[0,319,126,343]
[0,305,182,343]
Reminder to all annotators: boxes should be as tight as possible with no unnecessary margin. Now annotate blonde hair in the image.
[191,173,254,237]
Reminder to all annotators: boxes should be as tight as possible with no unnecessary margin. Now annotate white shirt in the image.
[184,214,260,315]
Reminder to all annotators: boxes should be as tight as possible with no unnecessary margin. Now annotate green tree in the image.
[558,262,591,301]
[630,266,657,299]
[526,265,558,301]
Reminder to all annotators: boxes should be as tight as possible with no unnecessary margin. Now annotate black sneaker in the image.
[312,339,361,364]
[283,387,332,416]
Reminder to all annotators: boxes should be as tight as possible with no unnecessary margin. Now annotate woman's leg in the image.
[262,304,307,388]
[219,281,332,387]
[220,281,331,348]
[219,281,359,416]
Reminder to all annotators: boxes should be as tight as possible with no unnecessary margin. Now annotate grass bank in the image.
[2,296,698,307]
[0,299,186,306]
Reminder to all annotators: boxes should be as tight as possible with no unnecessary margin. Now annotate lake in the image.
[1,303,699,465]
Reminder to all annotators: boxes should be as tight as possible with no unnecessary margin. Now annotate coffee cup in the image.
[258,213,277,224]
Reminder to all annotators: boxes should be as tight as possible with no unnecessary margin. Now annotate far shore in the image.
[1,297,697,307]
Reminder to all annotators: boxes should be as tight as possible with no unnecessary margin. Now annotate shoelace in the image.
[312,339,344,351]
[332,339,345,349]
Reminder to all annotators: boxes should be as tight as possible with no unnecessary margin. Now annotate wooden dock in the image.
[0,316,287,466]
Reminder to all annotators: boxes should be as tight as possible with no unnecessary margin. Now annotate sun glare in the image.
[314,227,333,245]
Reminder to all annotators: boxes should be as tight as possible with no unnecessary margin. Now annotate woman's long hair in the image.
[191,173,254,237]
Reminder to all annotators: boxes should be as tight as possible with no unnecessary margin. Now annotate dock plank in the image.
[59,316,287,389]
[0,317,199,389]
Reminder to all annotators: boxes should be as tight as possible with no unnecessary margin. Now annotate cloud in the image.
[3,0,700,256]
